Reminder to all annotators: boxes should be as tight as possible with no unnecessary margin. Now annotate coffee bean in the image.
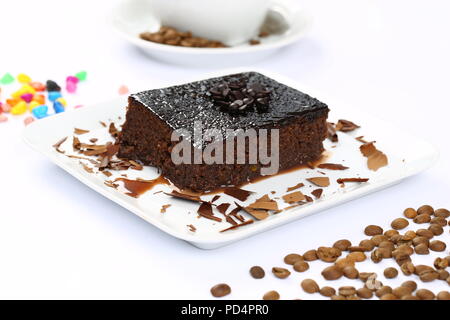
[417,205,434,216]
[211,283,231,297]
[378,240,395,251]
[395,252,412,267]
[403,230,416,241]
[438,269,449,280]
[371,248,390,263]
[404,208,417,219]
[322,265,343,280]
[339,286,356,297]
[434,257,449,270]
[384,229,399,238]
[437,291,450,300]
[401,295,420,300]
[347,252,366,262]
[335,258,355,269]
[412,236,429,246]
[319,286,336,297]
[333,239,352,251]
[414,213,431,224]
[301,279,319,293]
[364,225,383,236]
[401,280,417,292]
[348,246,367,252]
[293,260,309,272]
[429,240,446,252]
[303,249,318,261]
[376,286,392,298]
[430,216,447,226]
[343,266,359,279]
[395,244,414,256]
[400,262,415,275]
[380,293,398,300]
[416,229,434,239]
[419,270,439,282]
[371,235,388,245]
[384,267,398,279]
[250,266,265,279]
[263,290,280,300]
[365,277,383,291]
[359,239,375,251]
[416,289,435,300]
[428,224,444,235]
[414,243,429,255]
[391,218,409,230]
[359,272,376,282]
[330,295,346,300]
[434,208,450,218]
[283,253,303,265]
[317,247,341,263]
[356,287,373,299]
[272,267,291,279]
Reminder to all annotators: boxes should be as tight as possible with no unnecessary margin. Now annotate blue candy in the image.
[32,105,49,119]
[53,101,65,113]
[48,91,62,102]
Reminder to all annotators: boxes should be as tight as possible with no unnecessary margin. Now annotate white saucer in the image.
[110,0,312,67]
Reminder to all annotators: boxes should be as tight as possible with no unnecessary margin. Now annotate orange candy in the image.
[33,94,46,105]
[6,98,20,107]
[30,82,46,92]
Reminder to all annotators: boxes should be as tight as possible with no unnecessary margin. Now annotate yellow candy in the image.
[56,97,67,107]
[11,101,28,115]
[11,84,36,98]
[28,101,40,111]
[17,73,32,84]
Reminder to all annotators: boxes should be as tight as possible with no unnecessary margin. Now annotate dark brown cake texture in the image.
[118,72,329,192]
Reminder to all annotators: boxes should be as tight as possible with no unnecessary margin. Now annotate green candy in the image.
[0,73,14,84]
[75,71,87,81]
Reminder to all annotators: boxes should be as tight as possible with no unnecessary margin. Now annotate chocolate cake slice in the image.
[118,72,329,192]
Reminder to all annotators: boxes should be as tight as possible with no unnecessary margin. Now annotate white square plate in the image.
[23,70,439,249]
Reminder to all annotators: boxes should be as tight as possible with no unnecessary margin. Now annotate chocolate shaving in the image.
[360,142,388,171]
[317,163,349,170]
[211,195,221,203]
[355,136,369,143]
[164,191,203,203]
[73,137,81,150]
[109,123,120,139]
[129,160,143,171]
[307,177,330,187]
[220,220,254,232]
[223,187,252,202]
[80,162,94,174]
[104,180,118,189]
[52,136,67,154]
[187,224,197,232]
[335,119,360,132]
[243,207,269,220]
[160,204,171,213]
[286,183,304,192]
[74,128,89,135]
[311,188,323,199]
[89,138,98,143]
[282,191,306,204]
[229,204,245,222]
[327,122,338,142]
[217,203,231,215]
[102,170,113,177]
[197,202,222,222]
[99,121,107,127]
[337,178,369,184]
[305,195,314,202]
[247,200,279,211]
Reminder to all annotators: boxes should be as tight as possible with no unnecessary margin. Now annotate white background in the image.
[0,0,449,299]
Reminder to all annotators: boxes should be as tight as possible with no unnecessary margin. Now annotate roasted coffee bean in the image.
[416,289,435,300]
[403,230,416,241]
[348,246,367,252]
[400,262,415,275]
[250,266,265,279]
[303,250,318,261]
[434,257,449,270]
[359,272,376,282]
[335,258,355,269]
[319,286,336,297]
[403,208,418,219]
[293,260,309,273]
[434,208,450,218]
[438,269,449,280]
[429,240,446,252]
[394,252,411,266]
[284,253,303,265]
[371,235,388,246]
[272,267,291,279]
[356,287,373,299]
[330,295,346,300]
[380,293,398,300]
[401,280,417,292]
[343,266,359,279]
[364,225,383,236]
[414,213,431,224]
[333,239,352,251]
[401,294,420,300]
[263,290,280,300]
[384,229,399,238]
[376,286,392,298]
[322,265,343,280]
[420,270,439,282]
[347,252,366,262]
[211,283,231,297]
[301,279,319,293]
[437,291,450,300]
[384,267,398,279]
[416,229,434,239]
[414,243,429,255]
[391,218,409,230]
[371,248,391,263]
[317,247,342,263]
[378,240,395,251]
[339,286,356,297]
[365,278,382,291]
[359,239,375,251]
[412,236,429,246]
[417,205,434,216]
[428,224,444,236]
[430,216,447,226]
[395,245,414,256]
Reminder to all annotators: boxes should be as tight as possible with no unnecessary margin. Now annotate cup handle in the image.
[269,0,301,23]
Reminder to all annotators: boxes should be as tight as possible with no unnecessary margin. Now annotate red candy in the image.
[30,82,46,92]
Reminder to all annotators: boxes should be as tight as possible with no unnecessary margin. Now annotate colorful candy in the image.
[17,73,32,84]
[21,93,34,103]
[46,80,61,92]
[55,97,67,107]
[6,98,20,107]
[24,116,35,126]
[11,101,28,115]
[1,102,11,113]
[48,91,62,102]
[30,82,46,92]
[118,85,129,95]
[32,105,49,119]
[0,73,15,85]
[66,81,77,93]
[28,101,40,111]
[53,101,65,114]
[75,71,87,81]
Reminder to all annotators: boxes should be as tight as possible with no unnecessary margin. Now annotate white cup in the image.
[146,0,271,46]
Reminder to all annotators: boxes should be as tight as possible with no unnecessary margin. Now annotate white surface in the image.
[111,0,311,66]
[23,70,439,249]
[0,0,449,299]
